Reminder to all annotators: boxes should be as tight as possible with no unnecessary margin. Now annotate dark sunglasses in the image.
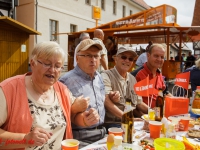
[120,55,134,61]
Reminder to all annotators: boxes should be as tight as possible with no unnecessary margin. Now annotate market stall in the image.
[66,4,200,79]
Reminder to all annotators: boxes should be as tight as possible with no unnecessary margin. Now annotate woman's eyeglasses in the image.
[120,55,134,61]
[37,60,64,72]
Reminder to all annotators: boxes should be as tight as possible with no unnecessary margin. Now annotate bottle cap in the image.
[114,136,122,146]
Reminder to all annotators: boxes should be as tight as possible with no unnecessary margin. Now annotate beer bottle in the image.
[155,89,164,121]
[121,98,134,143]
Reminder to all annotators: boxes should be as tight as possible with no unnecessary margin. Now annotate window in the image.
[85,0,91,5]
[123,5,126,17]
[113,1,117,15]
[70,24,77,33]
[49,20,58,41]
[130,10,132,16]
[101,0,105,10]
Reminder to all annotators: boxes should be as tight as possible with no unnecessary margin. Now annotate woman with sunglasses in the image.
[0,41,89,149]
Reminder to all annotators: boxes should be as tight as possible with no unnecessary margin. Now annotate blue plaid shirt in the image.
[59,65,105,129]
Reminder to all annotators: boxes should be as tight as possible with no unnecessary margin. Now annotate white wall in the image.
[36,0,146,51]
[16,0,147,65]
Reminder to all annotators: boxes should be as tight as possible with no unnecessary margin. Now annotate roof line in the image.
[130,0,149,10]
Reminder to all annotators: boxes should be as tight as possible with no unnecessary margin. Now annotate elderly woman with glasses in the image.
[0,41,89,149]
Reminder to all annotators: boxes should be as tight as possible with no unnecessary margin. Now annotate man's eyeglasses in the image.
[119,55,134,61]
[77,54,100,59]
[37,60,64,72]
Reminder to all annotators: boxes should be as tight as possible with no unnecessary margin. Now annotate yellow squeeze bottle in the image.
[107,134,114,150]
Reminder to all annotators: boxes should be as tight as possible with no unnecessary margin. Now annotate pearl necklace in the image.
[30,78,52,103]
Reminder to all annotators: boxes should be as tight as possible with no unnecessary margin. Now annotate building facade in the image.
[192,0,200,57]
[14,0,149,65]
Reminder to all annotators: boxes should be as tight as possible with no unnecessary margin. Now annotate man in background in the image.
[185,51,196,70]
[74,32,90,67]
[175,52,184,72]
[146,41,153,51]
[93,29,108,72]
[135,49,147,68]
[135,41,153,68]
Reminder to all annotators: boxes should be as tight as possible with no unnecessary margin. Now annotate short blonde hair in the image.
[31,41,66,64]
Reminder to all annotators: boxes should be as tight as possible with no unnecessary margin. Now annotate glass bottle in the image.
[121,98,134,143]
[192,86,200,109]
[154,89,164,121]
[111,136,123,150]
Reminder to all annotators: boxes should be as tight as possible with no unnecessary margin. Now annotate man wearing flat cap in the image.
[101,46,148,130]
[60,39,106,148]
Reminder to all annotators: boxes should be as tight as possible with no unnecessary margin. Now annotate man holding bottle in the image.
[101,46,149,131]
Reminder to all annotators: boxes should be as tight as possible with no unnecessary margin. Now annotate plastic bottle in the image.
[166,123,176,139]
[111,136,123,150]
[161,117,169,137]
[121,98,134,143]
[169,117,180,132]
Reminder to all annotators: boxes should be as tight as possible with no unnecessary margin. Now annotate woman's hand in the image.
[24,127,52,147]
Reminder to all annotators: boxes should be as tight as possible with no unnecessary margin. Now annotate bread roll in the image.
[188,129,200,138]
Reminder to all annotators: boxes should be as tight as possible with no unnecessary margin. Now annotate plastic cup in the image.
[179,117,190,131]
[168,116,180,131]
[148,109,155,121]
[108,127,123,136]
[61,139,79,150]
[149,121,162,139]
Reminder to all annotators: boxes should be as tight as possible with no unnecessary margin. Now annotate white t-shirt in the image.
[136,52,147,67]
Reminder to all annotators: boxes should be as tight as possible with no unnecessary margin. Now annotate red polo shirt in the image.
[131,63,167,108]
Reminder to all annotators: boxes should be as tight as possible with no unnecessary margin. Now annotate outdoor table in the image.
[79,122,200,150]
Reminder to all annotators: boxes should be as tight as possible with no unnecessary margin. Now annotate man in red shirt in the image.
[131,44,172,108]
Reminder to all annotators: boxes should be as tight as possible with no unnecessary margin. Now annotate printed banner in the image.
[149,76,158,95]
[174,72,190,90]
[134,76,149,96]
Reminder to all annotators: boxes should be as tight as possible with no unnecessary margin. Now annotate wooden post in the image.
[96,19,98,27]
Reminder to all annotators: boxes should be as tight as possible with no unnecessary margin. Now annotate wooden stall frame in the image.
[58,4,200,79]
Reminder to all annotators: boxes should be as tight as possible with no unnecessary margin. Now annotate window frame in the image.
[70,24,77,33]
[113,0,117,15]
[122,5,126,17]
[85,0,91,5]
[49,19,58,42]
[130,10,132,16]
[101,0,105,10]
